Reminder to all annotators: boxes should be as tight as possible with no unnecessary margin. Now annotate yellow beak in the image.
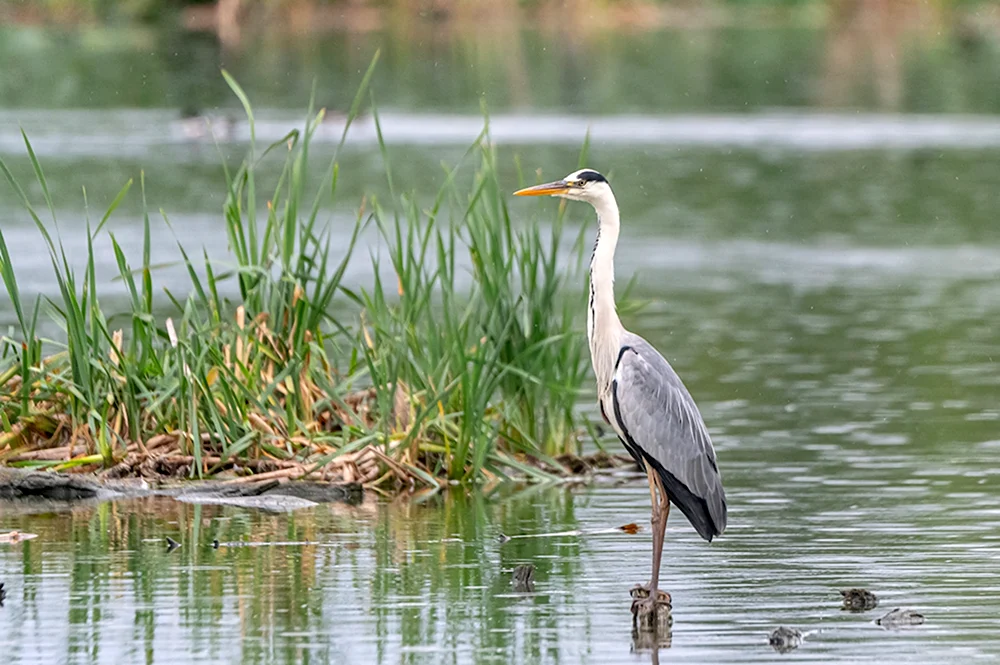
[513,180,570,196]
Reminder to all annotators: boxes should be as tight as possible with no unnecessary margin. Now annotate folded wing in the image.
[611,333,727,541]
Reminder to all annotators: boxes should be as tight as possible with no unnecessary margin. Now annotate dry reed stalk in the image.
[235,306,246,367]
[247,412,277,436]
[6,446,73,461]
[220,465,308,484]
[145,434,178,451]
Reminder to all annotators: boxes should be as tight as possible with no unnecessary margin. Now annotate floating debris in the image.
[209,539,334,548]
[876,608,925,629]
[769,626,803,653]
[841,588,879,612]
[498,523,642,544]
[512,564,535,592]
[165,537,181,552]
[0,531,38,544]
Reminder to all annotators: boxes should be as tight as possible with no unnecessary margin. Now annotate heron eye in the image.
[575,180,586,187]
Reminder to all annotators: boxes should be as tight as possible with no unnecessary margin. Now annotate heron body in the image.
[515,169,727,619]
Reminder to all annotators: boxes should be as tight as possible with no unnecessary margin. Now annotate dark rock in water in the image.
[182,480,361,504]
[769,626,803,653]
[0,468,102,501]
[165,537,181,552]
[841,587,879,612]
[512,564,535,592]
[0,581,6,606]
[876,608,925,628]
[265,481,360,504]
[267,480,352,503]
[192,480,282,497]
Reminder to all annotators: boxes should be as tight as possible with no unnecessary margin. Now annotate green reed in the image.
[0,55,601,485]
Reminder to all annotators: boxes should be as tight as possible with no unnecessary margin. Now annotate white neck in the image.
[586,192,625,399]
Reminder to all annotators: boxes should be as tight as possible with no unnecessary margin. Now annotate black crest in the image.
[576,169,607,183]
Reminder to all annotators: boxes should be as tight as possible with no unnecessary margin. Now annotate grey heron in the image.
[514,169,727,620]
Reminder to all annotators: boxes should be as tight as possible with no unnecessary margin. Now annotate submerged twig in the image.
[498,522,641,543]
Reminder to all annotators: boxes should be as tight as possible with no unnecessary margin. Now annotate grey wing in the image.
[612,332,727,541]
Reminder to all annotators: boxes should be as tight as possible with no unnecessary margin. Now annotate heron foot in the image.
[630,585,672,631]
[630,584,672,606]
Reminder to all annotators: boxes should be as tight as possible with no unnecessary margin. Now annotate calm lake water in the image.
[2,19,1000,665]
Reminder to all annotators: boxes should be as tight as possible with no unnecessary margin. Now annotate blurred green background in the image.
[2,0,1000,113]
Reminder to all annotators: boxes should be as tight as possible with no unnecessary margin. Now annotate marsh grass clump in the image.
[351,127,597,482]
[0,57,612,489]
[0,63,375,481]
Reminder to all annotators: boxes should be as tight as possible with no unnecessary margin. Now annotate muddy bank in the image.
[0,449,638,518]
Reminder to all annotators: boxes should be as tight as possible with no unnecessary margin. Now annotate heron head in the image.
[513,168,610,204]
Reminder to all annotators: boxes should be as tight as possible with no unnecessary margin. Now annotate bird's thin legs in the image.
[646,458,659,512]
[648,465,670,594]
[631,459,673,626]
[644,459,670,595]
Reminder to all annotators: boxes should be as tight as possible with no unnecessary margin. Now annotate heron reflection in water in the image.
[515,170,727,622]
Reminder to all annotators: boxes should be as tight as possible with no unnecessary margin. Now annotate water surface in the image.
[2,244,998,663]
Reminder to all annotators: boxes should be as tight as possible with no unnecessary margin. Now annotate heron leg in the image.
[631,459,672,624]
[648,463,670,593]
